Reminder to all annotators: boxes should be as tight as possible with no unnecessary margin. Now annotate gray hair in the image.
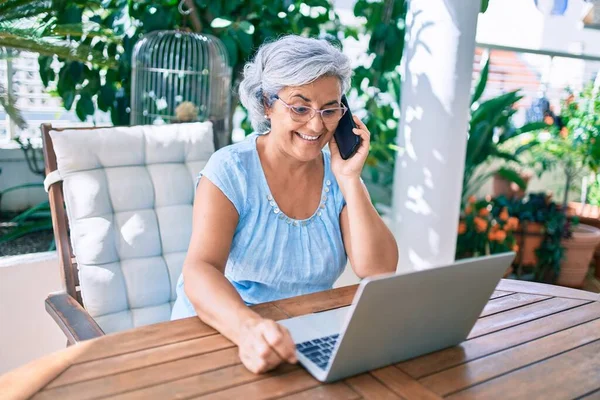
[238,35,352,133]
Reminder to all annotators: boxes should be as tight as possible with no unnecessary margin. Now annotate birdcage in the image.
[130,30,232,147]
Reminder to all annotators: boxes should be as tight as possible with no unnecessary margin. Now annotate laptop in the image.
[278,252,515,382]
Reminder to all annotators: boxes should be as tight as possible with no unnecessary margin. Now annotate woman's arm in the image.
[183,177,297,373]
[329,115,399,278]
[338,180,398,278]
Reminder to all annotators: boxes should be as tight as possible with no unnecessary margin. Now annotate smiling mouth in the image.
[295,131,322,142]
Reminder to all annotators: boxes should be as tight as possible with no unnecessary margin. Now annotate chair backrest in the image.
[42,122,215,333]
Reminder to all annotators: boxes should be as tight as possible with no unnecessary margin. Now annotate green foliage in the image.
[0,0,118,127]
[528,84,600,206]
[493,193,576,283]
[587,175,600,206]
[462,52,548,205]
[0,184,54,249]
[31,0,342,126]
[350,0,407,208]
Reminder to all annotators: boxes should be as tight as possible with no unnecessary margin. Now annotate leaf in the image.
[234,29,253,56]
[83,68,101,95]
[471,49,489,105]
[69,61,85,84]
[142,6,170,31]
[493,149,520,163]
[75,92,95,121]
[62,90,75,110]
[495,167,527,190]
[481,0,490,13]
[58,5,83,25]
[239,21,255,35]
[11,201,50,223]
[38,55,53,87]
[517,121,548,134]
[98,84,115,112]
[211,18,233,29]
[220,33,238,67]
[0,221,53,244]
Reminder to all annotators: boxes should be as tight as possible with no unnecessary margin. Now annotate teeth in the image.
[297,132,320,141]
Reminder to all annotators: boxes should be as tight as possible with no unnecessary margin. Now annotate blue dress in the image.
[171,133,348,319]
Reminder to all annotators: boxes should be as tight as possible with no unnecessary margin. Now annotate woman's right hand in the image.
[237,317,298,374]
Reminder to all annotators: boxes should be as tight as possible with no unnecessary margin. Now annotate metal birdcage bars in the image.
[130,30,232,147]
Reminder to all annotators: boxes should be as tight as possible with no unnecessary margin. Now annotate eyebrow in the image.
[291,94,339,106]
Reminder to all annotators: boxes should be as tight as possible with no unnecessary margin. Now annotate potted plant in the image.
[527,85,600,287]
[581,176,600,279]
[456,195,520,277]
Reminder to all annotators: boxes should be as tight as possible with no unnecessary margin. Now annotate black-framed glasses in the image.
[273,95,347,125]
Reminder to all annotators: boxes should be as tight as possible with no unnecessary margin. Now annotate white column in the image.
[392,0,480,272]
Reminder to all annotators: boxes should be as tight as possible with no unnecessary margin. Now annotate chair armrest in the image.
[45,292,105,344]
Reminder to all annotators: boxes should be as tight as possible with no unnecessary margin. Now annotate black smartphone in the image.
[334,95,361,160]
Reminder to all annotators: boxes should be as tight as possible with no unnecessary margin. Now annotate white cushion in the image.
[50,122,213,333]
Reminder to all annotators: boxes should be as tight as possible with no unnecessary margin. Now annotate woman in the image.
[171,35,398,374]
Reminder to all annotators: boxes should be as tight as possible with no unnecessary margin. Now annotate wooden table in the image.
[2,279,600,400]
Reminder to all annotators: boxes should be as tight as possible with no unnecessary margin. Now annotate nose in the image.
[305,112,325,133]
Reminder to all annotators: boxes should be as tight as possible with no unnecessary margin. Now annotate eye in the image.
[322,108,340,117]
[291,106,311,115]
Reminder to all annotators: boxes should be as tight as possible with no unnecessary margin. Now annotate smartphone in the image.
[334,95,361,160]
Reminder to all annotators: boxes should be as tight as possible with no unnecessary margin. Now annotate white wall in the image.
[0,252,66,375]
[0,147,47,212]
[477,0,545,49]
[477,0,600,57]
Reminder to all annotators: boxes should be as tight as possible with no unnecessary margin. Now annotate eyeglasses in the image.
[273,95,347,125]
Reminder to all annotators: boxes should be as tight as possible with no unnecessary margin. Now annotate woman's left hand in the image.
[329,115,371,182]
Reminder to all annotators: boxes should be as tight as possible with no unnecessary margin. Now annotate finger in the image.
[352,129,371,158]
[277,325,298,363]
[241,349,273,374]
[262,322,297,363]
[253,336,283,371]
[353,127,371,142]
[352,115,369,132]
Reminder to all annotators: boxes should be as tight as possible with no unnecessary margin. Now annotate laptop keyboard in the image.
[295,333,339,370]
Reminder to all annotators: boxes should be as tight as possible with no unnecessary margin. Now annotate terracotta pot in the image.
[492,173,531,200]
[567,201,600,219]
[556,223,600,288]
[567,202,600,280]
[513,222,545,267]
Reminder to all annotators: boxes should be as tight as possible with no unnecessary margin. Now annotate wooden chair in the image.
[41,122,215,345]
[42,123,104,344]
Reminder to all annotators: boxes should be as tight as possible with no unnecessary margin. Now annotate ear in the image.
[263,97,272,119]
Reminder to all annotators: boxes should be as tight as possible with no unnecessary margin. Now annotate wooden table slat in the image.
[72,317,217,364]
[580,389,600,400]
[370,366,442,400]
[489,290,515,300]
[273,285,357,317]
[276,382,361,400]
[190,369,320,400]
[420,317,600,396]
[110,364,299,400]
[447,339,600,400]
[47,334,233,388]
[71,303,287,365]
[479,293,550,317]
[34,348,240,400]
[467,297,589,339]
[398,300,600,378]
[496,279,600,301]
[345,373,402,400]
